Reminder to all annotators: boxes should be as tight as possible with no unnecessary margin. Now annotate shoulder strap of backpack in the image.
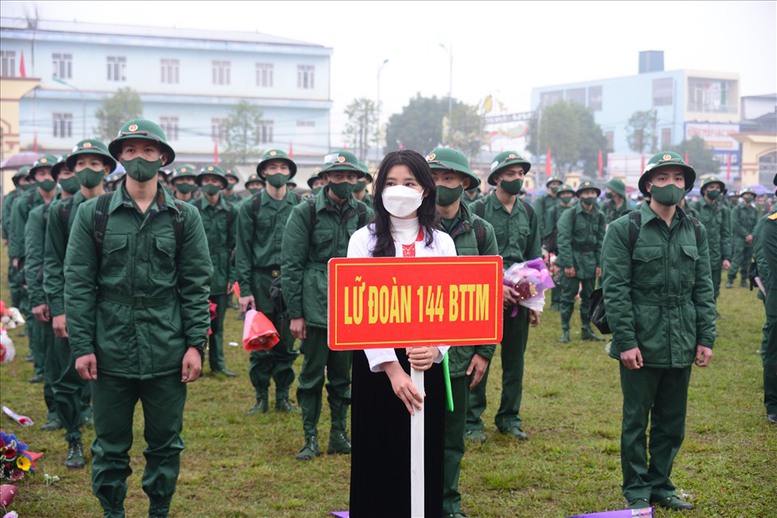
[356,202,367,228]
[93,192,114,259]
[473,201,485,219]
[628,210,641,252]
[171,200,185,261]
[522,200,534,220]
[251,191,263,221]
[472,217,487,253]
[307,196,317,231]
[689,216,701,246]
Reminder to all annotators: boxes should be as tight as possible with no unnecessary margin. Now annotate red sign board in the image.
[328,256,503,351]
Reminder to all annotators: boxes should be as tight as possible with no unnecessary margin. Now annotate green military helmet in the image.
[306,170,322,189]
[197,164,228,188]
[51,153,74,180]
[487,151,532,186]
[426,148,481,191]
[357,161,374,182]
[256,149,297,179]
[224,168,240,184]
[320,150,365,178]
[171,164,198,182]
[698,174,726,195]
[739,187,756,197]
[108,119,176,165]
[12,166,30,185]
[557,182,576,197]
[28,154,59,178]
[576,179,601,197]
[604,177,627,199]
[244,173,265,188]
[545,175,564,188]
[288,180,298,189]
[66,139,117,173]
[639,151,696,196]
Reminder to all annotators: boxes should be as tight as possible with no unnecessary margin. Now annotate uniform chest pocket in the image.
[311,229,335,261]
[632,246,664,284]
[678,245,699,281]
[151,236,176,280]
[101,234,129,278]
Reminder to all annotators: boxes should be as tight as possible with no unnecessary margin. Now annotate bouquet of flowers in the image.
[0,431,35,482]
[503,257,555,316]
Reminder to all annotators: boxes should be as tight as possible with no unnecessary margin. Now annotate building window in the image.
[296,120,315,127]
[588,86,603,111]
[759,151,777,187]
[687,78,737,113]
[604,131,614,151]
[106,56,126,82]
[161,59,180,84]
[539,90,563,107]
[160,116,179,141]
[660,127,672,149]
[652,78,673,107]
[211,118,228,143]
[52,53,73,80]
[212,60,231,85]
[256,63,274,87]
[53,113,73,138]
[297,65,314,89]
[1,51,16,77]
[565,88,586,106]
[256,120,274,144]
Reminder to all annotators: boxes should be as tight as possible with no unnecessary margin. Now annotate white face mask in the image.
[382,185,424,218]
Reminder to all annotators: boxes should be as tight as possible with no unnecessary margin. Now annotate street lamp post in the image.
[439,43,453,144]
[376,58,389,161]
[53,77,86,139]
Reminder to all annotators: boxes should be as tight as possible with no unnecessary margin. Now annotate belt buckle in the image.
[271,269,280,278]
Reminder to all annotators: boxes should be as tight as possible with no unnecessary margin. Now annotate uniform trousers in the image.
[560,276,596,331]
[207,293,228,372]
[52,336,91,442]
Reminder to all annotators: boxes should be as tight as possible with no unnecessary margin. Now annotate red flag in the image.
[726,152,731,182]
[545,147,552,177]
[214,140,219,165]
[33,132,38,153]
[640,152,645,173]
[288,142,294,159]
[597,149,603,179]
[19,51,26,78]
[684,151,689,164]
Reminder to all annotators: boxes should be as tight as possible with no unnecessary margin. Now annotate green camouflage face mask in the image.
[59,176,81,194]
[175,183,198,195]
[76,168,106,189]
[122,158,162,183]
[201,184,222,196]
[435,185,463,207]
[500,178,523,195]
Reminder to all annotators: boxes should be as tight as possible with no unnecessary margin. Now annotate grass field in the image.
[1,259,775,517]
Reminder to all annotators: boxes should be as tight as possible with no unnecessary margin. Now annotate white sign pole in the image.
[410,368,424,517]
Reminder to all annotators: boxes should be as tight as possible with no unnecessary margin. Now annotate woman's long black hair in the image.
[370,150,439,258]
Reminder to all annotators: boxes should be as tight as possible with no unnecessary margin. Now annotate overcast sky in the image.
[5,1,776,148]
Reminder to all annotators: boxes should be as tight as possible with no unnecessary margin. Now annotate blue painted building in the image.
[1,17,332,172]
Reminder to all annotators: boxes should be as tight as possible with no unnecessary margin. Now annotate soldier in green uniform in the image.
[306,171,325,198]
[46,139,117,469]
[693,175,732,304]
[556,180,606,343]
[533,175,563,242]
[65,119,212,518]
[222,169,242,205]
[754,174,777,425]
[4,167,34,314]
[426,148,498,518]
[603,177,633,224]
[11,155,60,383]
[727,188,759,288]
[352,168,374,209]
[466,151,542,442]
[236,149,300,414]
[170,165,199,203]
[192,165,237,377]
[543,183,576,256]
[244,173,265,196]
[602,151,715,511]
[281,150,372,460]
[460,182,484,207]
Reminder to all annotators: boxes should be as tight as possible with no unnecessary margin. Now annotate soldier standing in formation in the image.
[603,177,632,224]
[694,175,732,307]
[170,164,199,203]
[727,188,759,289]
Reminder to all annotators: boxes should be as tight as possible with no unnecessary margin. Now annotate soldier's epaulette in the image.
[768,211,777,221]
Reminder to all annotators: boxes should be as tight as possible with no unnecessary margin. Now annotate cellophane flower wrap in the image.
[503,257,555,316]
[0,431,34,482]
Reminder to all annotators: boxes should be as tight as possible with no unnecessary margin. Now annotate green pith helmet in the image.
[244,173,265,188]
[576,179,601,197]
[12,166,30,185]
[224,168,240,184]
[320,150,365,178]
[739,187,756,197]
[557,183,576,196]
[545,176,564,188]
[306,171,322,189]
[51,154,73,180]
[426,148,481,191]
[28,154,59,179]
[256,149,297,179]
[488,151,532,186]
[197,164,228,188]
[108,119,176,165]
[171,164,198,183]
[698,174,726,195]
[66,139,117,173]
[604,177,627,199]
[639,151,696,196]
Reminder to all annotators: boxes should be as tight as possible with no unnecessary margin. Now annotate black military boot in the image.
[64,440,86,469]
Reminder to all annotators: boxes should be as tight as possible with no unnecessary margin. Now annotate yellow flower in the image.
[16,455,30,471]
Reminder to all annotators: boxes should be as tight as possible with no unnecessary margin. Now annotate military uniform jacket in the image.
[441,203,498,376]
[694,200,732,265]
[281,187,372,329]
[471,193,542,267]
[64,184,212,379]
[2,189,19,240]
[555,203,605,278]
[9,188,47,260]
[235,188,298,303]
[546,202,573,237]
[731,203,759,244]
[753,212,776,309]
[604,200,632,224]
[460,190,484,208]
[601,203,716,368]
[24,202,53,308]
[532,193,558,238]
[44,193,87,317]
[193,195,236,295]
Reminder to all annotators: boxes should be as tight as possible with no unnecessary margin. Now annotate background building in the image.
[0,16,333,184]
[735,93,777,188]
